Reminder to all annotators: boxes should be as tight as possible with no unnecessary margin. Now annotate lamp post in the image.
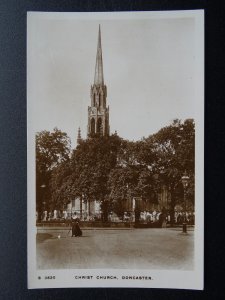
[181,171,189,233]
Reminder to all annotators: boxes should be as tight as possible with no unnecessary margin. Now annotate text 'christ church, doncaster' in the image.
[87,25,110,137]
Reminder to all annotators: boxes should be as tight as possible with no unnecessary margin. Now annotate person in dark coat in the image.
[74,221,82,237]
[71,220,76,237]
[71,220,82,237]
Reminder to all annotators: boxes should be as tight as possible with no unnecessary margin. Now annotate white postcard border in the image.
[27,10,204,290]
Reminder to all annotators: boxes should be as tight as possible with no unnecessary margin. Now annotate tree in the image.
[108,167,134,218]
[42,119,194,224]
[64,134,123,221]
[49,161,72,210]
[108,139,158,220]
[36,128,71,219]
[146,119,195,223]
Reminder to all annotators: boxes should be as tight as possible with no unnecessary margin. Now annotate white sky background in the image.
[28,12,198,149]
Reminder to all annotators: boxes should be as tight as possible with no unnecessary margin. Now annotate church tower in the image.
[87,25,110,137]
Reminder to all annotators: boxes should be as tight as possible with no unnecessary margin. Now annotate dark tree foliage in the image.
[38,119,195,222]
[145,119,195,223]
[36,127,71,173]
[49,161,72,210]
[36,128,71,218]
[108,138,159,218]
[68,134,123,221]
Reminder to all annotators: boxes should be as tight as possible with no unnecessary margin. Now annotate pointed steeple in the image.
[77,127,82,145]
[88,26,110,138]
[94,25,104,85]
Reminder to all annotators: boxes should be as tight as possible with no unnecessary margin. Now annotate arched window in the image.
[99,93,102,107]
[91,118,95,134]
[93,94,95,106]
[97,118,102,134]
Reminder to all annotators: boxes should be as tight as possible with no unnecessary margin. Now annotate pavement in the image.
[36,227,194,270]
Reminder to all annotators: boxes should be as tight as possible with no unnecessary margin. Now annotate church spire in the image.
[94,25,104,85]
[88,26,110,137]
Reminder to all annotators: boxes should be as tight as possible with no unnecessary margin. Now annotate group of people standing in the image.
[123,209,195,226]
[174,211,195,225]
[38,209,195,227]
[122,210,166,224]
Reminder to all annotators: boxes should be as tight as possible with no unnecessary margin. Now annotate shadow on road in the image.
[169,227,194,232]
[36,233,52,243]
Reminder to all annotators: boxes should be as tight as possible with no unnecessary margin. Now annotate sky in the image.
[27,11,203,148]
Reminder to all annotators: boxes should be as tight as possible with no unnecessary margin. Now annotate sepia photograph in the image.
[27,11,204,289]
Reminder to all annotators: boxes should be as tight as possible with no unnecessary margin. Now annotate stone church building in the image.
[67,26,170,220]
[67,26,109,219]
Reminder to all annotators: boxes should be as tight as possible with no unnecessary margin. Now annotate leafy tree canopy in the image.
[36,127,71,175]
[145,119,195,217]
[36,128,71,215]
[36,119,195,222]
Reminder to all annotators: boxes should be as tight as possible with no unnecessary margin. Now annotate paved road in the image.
[36,228,194,270]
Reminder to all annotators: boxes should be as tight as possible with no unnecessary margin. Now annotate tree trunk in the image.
[80,196,82,219]
[135,209,140,224]
[88,199,91,217]
[169,189,175,227]
[101,200,109,222]
[37,205,42,222]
